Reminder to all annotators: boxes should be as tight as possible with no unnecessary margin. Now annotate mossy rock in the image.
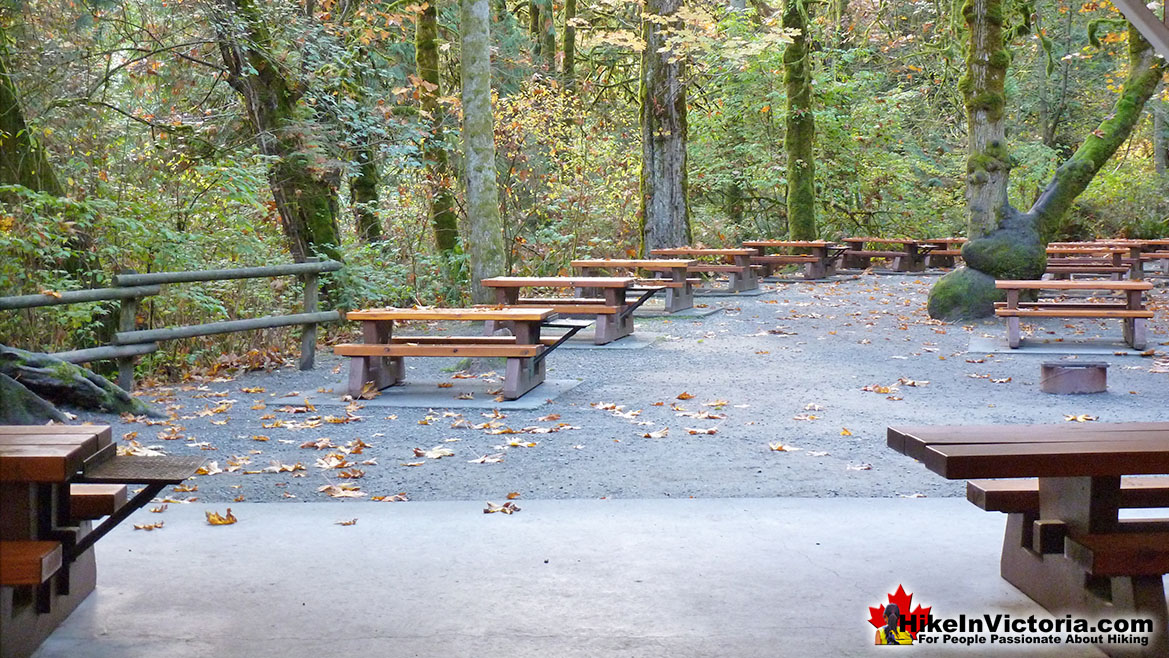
[927,266,1003,320]
[961,213,1045,281]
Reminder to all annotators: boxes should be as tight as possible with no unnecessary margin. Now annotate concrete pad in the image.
[633,305,722,319]
[306,378,581,410]
[763,274,863,284]
[694,287,769,298]
[969,336,1146,355]
[35,499,1108,658]
[544,332,661,350]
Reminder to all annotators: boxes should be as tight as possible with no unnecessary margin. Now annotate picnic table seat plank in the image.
[69,484,128,521]
[335,343,544,358]
[0,445,87,483]
[483,276,635,288]
[967,477,1169,513]
[994,309,1153,318]
[0,541,63,586]
[348,307,555,322]
[1065,533,1169,577]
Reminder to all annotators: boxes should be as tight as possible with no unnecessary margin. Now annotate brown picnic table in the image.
[648,247,760,292]
[570,259,697,313]
[837,237,934,272]
[919,237,966,268]
[481,276,648,345]
[0,425,202,658]
[335,306,571,399]
[741,240,841,280]
[888,423,1169,657]
[994,279,1152,350]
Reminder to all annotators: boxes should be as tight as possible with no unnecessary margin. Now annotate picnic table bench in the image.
[994,279,1153,350]
[334,307,581,399]
[481,276,653,345]
[1045,246,1135,280]
[1,425,202,658]
[570,259,697,313]
[919,237,966,268]
[648,247,760,292]
[837,237,933,272]
[741,240,842,279]
[888,422,1169,657]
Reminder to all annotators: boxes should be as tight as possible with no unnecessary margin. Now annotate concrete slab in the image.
[694,287,769,298]
[763,274,863,284]
[633,305,723,319]
[969,336,1146,355]
[34,499,1110,658]
[306,377,582,410]
[544,332,661,350]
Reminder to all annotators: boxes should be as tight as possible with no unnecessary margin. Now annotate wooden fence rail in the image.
[0,259,343,390]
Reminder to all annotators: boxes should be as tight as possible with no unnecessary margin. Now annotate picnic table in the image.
[570,259,697,313]
[648,247,760,292]
[1045,246,1135,280]
[919,237,966,268]
[888,423,1169,657]
[0,425,202,658]
[741,240,842,280]
[994,279,1153,349]
[335,307,572,399]
[481,276,648,345]
[837,237,934,272]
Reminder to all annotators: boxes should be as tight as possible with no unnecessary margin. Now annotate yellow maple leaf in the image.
[840,428,853,436]
[205,508,238,525]
[676,392,695,400]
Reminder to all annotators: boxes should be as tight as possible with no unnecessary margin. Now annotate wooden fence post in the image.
[300,258,319,370]
[117,270,139,391]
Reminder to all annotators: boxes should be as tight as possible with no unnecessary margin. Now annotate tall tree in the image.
[0,32,63,197]
[639,0,691,252]
[783,0,816,240]
[562,0,577,88]
[211,0,344,263]
[928,7,1165,319]
[461,0,506,302]
[416,1,459,253]
[1155,92,1168,175]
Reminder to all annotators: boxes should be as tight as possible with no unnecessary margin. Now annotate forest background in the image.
[2,0,1168,379]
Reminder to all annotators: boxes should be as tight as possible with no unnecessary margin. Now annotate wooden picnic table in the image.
[918,237,966,268]
[570,259,697,313]
[0,425,201,658]
[888,423,1169,657]
[741,240,841,279]
[837,237,934,272]
[648,247,759,292]
[337,306,561,399]
[994,279,1153,349]
[481,276,643,345]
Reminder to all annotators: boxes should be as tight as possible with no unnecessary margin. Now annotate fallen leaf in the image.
[768,442,800,452]
[335,518,358,526]
[847,463,873,471]
[676,392,695,400]
[506,492,521,500]
[840,428,853,436]
[484,501,521,514]
[1064,414,1098,423]
[686,427,718,435]
[538,413,561,421]
[205,508,238,525]
[318,484,366,498]
[413,446,455,459]
[437,382,454,388]
[134,521,164,531]
[643,427,669,438]
[469,453,505,464]
[990,377,1012,384]
[371,493,409,502]
[897,378,928,387]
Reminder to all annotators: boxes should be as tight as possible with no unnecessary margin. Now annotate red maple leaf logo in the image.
[868,584,932,640]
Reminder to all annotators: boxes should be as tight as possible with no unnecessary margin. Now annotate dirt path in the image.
[76,272,1169,503]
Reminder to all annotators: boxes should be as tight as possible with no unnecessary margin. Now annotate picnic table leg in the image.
[502,320,545,399]
[665,267,692,313]
[484,288,519,336]
[804,247,829,279]
[595,289,634,344]
[1124,290,1147,350]
[348,320,400,396]
[1004,290,1021,348]
[734,255,758,291]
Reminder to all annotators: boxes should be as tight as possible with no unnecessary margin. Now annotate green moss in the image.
[927,267,1003,320]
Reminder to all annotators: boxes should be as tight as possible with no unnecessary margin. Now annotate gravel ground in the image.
[75,271,1169,504]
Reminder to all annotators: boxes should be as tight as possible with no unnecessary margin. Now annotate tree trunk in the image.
[1153,88,1167,175]
[639,0,691,252]
[416,1,459,253]
[0,373,68,424]
[462,0,507,302]
[562,0,577,89]
[351,145,383,242]
[538,0,556,71]
[0,345,159,418]
[929,13,1165,320]
[783,0,816,240]
[0,34,64,197]
[212,0,343,264]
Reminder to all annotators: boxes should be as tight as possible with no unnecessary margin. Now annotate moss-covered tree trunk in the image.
[0,34,63,197]
[783,0,816,241]
[562,0,577,89]
[929,13,1165,320]
[351,144,382,242]
[462,0,507,302]
[212,0,343,264]
[639,0,691,253]
[0,345,159,421]
[416,1,459,254]
[1155,93,1168,175]
[538,0,556,71]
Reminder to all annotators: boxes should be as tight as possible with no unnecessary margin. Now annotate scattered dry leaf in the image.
[205,508,238,525]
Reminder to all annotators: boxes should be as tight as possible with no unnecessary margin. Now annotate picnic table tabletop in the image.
[649,247,756,256]
[481,276,636,288]
[570,259,696,269]
[347,307,558,322]
[994,279,1151,291]
[839,237,922,245]
[741,240,834,248]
